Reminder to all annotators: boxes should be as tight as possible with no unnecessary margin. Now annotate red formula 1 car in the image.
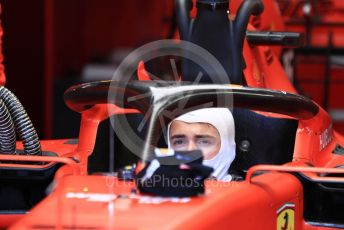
[1,0,344,229]
[5,80,344,229]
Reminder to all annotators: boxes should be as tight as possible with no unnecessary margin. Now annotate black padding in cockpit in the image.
[88,115,141,174]
[182,10,236,84]
[229,108,298,176]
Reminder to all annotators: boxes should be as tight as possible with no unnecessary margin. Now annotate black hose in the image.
[0,86,41,155]
[0,99,16,154]
[232,0,264,83]
[175,0,192,40]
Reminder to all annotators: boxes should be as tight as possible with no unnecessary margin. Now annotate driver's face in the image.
[169,121,221,160]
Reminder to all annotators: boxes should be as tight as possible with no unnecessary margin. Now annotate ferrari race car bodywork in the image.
[4,80,344,229]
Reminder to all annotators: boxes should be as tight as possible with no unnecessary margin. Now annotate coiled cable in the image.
[0,86,41,155]
[0,98,16,154]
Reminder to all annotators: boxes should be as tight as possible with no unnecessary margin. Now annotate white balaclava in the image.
[167,108,236,181]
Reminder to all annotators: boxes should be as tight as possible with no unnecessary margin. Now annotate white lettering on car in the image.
[319,124,332,151]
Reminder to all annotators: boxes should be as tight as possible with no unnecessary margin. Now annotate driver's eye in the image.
[196,138,213,147]
[172,138,187,149]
